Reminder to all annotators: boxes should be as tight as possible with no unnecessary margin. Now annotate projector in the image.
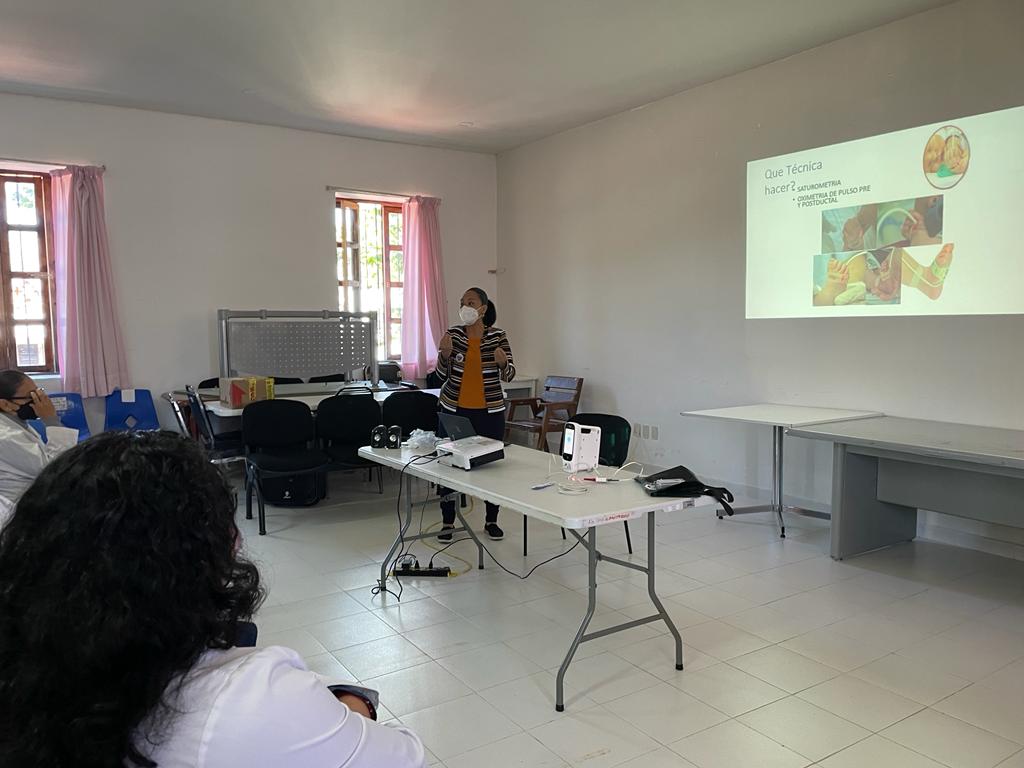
[562,422,601,473]
[436,436,505,470]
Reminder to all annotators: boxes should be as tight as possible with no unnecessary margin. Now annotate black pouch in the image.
[636,465,735,516]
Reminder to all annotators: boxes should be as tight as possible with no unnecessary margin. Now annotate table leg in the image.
[773,425,786,538]
[647,511,684,670]
[716,424,786,537]
[453,504,487,570]
[380,474,415,588]
[556,527,597,712]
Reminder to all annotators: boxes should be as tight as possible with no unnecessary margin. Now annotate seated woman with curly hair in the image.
[0,431,426,768]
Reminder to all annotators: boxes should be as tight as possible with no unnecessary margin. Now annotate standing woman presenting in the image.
[435,287,515,541]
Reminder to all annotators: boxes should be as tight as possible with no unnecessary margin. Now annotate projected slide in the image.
[746,104,1024,318]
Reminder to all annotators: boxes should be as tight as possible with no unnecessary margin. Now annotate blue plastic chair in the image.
[49,392,91,441]
[27,419,47,441]
[104,389,160,431]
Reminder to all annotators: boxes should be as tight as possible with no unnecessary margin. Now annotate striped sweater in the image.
[436,325,516,413]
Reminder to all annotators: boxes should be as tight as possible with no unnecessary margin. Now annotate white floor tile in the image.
[995,749,1024,767]
[255,591,367,633]
[780,627,891,672]
[723,606,829,643]
[670,559,749,585]
[365,661,472,717]
[670,720,811,768]
[882,709,1021,768]
[532,706,662,768]
[729,646,840,693]
[670,587,759,619]
[933,683,1024,743]
[978,658,1024,695]
[256,627,328,658]
[620,597,712,629]
[818,735,950,768]
[669,662,788,717]
[558,652,662,703]
[400,694,520,760]
[504,626,602,669]
[477,671,596,730]
[444,732,567,768]
[682,620,771,661]
[738,696,870,762]
[331,634,431,680]
[404,618,498,659]
[797,675,923,732]
[614,747,699,768]
[603,682,728,744]
[372,597,460,633]
[850,653,971,705]
[437,642,541,690]
[467,604,562,640]
[612,634,715,676]
[306,610,396,651]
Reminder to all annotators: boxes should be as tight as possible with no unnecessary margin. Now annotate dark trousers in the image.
[438,407,505,524]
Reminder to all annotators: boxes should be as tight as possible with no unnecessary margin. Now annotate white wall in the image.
[0,93,497,406]
[497,0,1024,555]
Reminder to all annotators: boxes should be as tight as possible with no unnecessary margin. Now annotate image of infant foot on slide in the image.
[900,243,954,300]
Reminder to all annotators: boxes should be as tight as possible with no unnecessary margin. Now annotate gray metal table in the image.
[682,405,882,537]
[788,417,1024,559]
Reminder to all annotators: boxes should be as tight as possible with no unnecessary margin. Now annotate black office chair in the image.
[316,393,385,493]
[198,377,219,390]
[523,412,636,556]
[378,361,402,384]
[184,385,244,465]
[268,376,304,385]
[242,400,330,535]
[309,373,348,383]
[425,369,444,389]
[383,390,440,438]
[162,392,191,436]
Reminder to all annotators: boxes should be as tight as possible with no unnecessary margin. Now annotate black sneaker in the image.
[437,525,455,542]
[484,523,504,541]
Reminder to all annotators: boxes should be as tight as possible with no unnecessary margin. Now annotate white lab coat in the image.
[0,413,79,526]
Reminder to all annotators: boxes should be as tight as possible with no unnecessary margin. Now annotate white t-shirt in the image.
[140,645,427,768]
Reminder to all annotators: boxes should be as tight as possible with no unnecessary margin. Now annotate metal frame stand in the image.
[380,475,486,590]
[554,511,684,711]
[717,424,787,537]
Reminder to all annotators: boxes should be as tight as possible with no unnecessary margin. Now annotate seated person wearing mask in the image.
[0,431,427,768]
[0,370,79,525]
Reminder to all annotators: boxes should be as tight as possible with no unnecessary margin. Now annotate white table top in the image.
[358,444,698,529]
[205,387,442,418]
[789,416,1024,471]
[682,403,883,429]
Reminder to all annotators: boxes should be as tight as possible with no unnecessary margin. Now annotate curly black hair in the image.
[0,431,264,767]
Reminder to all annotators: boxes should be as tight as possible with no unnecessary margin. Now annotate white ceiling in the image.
[0,0,954,153]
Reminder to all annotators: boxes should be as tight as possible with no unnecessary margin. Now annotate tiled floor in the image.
[239,472,1024,767]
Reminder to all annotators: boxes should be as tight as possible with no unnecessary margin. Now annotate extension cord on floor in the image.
[393,565,451,578]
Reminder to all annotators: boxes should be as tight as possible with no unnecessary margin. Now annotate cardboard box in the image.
[219,377,276,409]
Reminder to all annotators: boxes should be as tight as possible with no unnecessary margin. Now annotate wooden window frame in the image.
[0,171,58,373]
[335,198,404,361]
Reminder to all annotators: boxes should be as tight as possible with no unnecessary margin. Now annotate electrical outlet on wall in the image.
[651,425,659,441]
[642,424,651,439]
[633,422,642,437]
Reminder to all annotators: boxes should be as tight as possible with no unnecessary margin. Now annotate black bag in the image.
[259,472,325,506]
[636,465,735,516]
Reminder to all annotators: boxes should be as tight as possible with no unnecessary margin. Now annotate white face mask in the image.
[459,305,481,325]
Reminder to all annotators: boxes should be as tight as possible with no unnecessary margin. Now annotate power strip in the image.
[394,566,451,578]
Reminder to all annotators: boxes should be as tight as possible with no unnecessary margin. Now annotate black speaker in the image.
[371,425,387,448]
[387,425,402,449]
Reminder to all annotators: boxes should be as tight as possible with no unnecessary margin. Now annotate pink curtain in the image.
[400,196,447,379]
[50,166,130,397]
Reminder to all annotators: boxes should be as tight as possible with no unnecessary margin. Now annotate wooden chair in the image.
[505,376,584,452]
